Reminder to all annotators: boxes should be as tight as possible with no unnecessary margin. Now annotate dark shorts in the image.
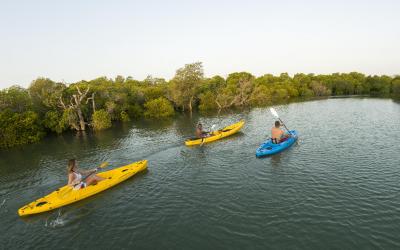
[279,137,288,143]
[200,132,209,138]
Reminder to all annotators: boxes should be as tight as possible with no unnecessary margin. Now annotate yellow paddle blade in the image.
[99,162,109,169]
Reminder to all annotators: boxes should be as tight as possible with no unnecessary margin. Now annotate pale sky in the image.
[0,0,399,88]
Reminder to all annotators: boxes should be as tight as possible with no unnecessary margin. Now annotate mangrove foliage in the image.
[0,62,399,148]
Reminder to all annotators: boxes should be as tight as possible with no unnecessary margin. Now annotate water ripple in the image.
[1,98,400,249]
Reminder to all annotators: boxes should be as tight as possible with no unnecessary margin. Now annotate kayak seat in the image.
[279,137,288,143]
[36,201,48,207]
[221,129,232,132]
[271,137,288,144]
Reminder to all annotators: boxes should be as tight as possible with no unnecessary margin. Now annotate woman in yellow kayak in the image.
[67,159,105,189]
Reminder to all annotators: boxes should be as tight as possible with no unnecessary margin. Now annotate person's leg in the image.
[94,174,105,181]
[86,175,105,186]
[85,176,95,186]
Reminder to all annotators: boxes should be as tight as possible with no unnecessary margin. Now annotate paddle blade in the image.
[270,108,279,118]
[99,162,109,169]
[210,124,216,131]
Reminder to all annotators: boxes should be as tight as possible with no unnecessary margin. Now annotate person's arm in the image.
[68,173,80,186]
[79,168,97,175]
[68,173,74,185]
[281,129,290,137]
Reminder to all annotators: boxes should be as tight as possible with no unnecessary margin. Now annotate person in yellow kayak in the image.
[271,121,290,144]
[67,159,105,189]
[196,123,210,139]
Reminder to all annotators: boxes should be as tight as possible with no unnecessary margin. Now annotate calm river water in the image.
[1,98,400,249]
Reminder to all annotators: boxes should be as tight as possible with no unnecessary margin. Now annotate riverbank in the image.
[1,95,398,152]
[1,64,399,149]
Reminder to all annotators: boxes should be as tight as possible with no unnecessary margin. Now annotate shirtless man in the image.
[196,123,210,138]
[271,121,289,144]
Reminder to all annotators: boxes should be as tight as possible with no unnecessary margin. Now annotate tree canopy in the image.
[0,63,398,148]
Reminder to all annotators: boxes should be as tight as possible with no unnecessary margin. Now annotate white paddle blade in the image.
[210,124,216,130]
[270,108,279,118]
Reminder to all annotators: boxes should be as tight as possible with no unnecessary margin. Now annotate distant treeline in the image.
[1,62,399,148]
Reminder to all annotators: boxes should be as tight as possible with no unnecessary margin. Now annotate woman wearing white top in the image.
[67,159,105,188]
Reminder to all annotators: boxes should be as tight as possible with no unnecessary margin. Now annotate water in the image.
[1,98,400,249]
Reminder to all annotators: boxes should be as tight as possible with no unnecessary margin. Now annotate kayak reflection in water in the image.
[271,121,290,144]
[67,159,105,189]
[196,123,210,139]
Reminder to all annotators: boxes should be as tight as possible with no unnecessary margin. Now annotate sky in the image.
[0,0,399,88]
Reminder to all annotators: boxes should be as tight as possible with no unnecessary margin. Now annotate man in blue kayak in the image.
[271,121,290,144]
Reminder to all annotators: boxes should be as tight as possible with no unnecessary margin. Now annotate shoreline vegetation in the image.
[1,62,399,149]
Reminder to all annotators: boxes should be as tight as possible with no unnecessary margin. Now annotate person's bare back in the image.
[271,126,284,141]
[271,120,288,143]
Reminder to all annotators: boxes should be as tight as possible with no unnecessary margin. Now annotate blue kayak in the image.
[256,130,298,157]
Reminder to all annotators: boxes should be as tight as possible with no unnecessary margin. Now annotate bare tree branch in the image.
[59,96,66,109]
[56,86,92,131]
[76,85,82,95]
[77,86,90,102]
[70,96,76,107]
[86,92,96,112]
[215,100,222,109]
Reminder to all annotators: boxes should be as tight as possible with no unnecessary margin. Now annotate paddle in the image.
[60,162,109,198]
[200,124,216,146]
[78,162,109,184]
[209,124,216,134]
[270,107,292,135]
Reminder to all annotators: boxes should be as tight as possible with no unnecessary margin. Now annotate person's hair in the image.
[67,159,76,173]
[197,123,202,127]
[275,121,280,127]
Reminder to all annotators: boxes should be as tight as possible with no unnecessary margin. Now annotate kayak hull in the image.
[256,130,298,157]
[18,160,147,216]
[185,120,245,146]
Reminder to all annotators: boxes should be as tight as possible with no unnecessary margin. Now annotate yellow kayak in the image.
[18,160,147,216]
[185,120,245,146]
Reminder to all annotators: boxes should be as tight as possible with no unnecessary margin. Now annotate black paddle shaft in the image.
[278,118,292,135]
[73,168,99,187]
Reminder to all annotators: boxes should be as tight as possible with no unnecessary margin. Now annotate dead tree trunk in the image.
[73,86,90,131]
[188,96,194,114]
[86,92,96,113]
[58,86,91,131]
